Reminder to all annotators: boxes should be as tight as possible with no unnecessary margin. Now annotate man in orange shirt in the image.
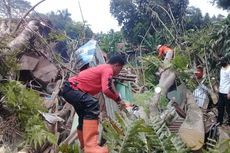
[157,44,174,63]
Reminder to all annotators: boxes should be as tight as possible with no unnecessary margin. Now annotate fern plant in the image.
[103,112,189,153]
[0,81,46,127]
[24,115,56,149]
[0,81,56,150]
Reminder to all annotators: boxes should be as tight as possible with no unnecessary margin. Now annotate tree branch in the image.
[13,0,46,34]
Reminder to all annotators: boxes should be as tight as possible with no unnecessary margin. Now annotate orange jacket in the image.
[158,45,173,57]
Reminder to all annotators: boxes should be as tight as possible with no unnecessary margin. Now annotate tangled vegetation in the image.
[0,81,56,151]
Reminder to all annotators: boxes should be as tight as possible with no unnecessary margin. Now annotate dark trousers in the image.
[60,83,100,130]
[217,93,230,125]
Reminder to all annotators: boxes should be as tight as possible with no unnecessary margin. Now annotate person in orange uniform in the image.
[157,44,174,63]
[59,55,126,153]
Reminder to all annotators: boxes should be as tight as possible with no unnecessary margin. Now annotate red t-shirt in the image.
[68,64,120,102]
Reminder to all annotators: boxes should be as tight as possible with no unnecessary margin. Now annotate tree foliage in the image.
[110,0,189,45]
[214,0,230,10]
[46,9,93,40]
[110,0,148,44]
[210,15,230,56]
[0,0,31,18]
[184,7,203,29]
[103,113,189,153]
[97,30,123,53]
[43,9,94,60]
[0,81,56,149]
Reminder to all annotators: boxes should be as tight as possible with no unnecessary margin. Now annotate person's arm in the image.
[101,69,122,103]
[158,47,164,57]
[227,68,230,99]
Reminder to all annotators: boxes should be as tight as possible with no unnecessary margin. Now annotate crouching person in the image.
[157,44,174,63]
[60,55,126,153]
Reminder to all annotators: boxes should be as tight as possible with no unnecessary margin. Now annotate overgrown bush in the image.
[0,81,56,150]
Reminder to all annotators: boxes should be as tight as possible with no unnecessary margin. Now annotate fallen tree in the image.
[179,91,204,150]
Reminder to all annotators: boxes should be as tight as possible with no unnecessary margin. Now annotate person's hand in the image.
[117,100,127,110]
[227,93,230,100]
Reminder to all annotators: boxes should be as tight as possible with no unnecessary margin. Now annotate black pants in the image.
[217,93,230,125]
[60,83,100,130]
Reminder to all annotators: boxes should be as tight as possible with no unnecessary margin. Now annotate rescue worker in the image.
[217,57,230,128]
[60,55,126,153]
[157,44,174,63]
[155,44,174,76]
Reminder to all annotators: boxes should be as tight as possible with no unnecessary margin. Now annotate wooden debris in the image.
[33,57,59,84]
[19,54,39,70]
[113,76,136,82]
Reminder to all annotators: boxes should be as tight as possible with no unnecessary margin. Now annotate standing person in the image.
[60,55,126,153]
[217,57,230,127]
[157,44,174,63]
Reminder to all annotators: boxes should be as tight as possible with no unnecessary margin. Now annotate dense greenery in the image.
[96,30,124,53]
[108,0,225,65]
[0,0,230,152]
[108,0,229,89]
[110,0,189,44]
[46,9,93,41]
[30,9,94,60]
[0,81,56,149]
[103,113,189,153]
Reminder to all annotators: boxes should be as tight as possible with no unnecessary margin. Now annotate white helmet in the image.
[157,44,162,50]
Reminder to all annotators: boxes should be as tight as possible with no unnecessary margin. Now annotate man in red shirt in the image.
[60,55,126,153]
[157,44,174,63]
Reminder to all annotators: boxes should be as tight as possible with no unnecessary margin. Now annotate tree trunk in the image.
[178,91,204,150]
[8,20,41,52]
[0,20,9,36]
[149,69,176,117]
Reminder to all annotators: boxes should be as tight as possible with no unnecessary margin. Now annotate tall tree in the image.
[0,0,31,18]
[214,0,230,10]
[184,7,203,30]
[47,10,72,30]
[45,9,93,60]
[203,13,211,26]
[96,30,123,53]
[110,0,146,45]
[46,9,93,40]
[110,0,189,44]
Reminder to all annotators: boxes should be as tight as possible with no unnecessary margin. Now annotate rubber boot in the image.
[83,120,109,153]
[77,129,84,149]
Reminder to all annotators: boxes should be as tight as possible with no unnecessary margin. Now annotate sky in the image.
[29,0,229,33]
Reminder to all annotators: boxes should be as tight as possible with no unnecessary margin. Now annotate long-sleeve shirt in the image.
[219,65,230,94]
[68,64,121,102]
[158,45,173,57]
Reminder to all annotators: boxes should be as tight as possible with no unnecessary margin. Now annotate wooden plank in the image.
[19,55,39,70]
